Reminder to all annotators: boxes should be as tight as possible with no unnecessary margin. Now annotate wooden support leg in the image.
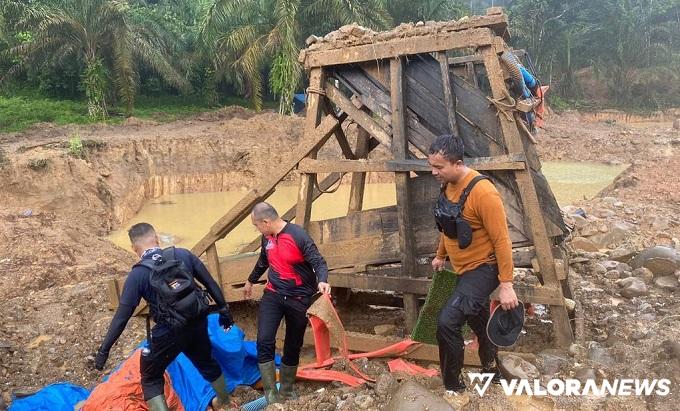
[348,126,370,214]
[206,243,223,290]
[297,68,326,230]
[481,45,573,348]
[390,56,420,333]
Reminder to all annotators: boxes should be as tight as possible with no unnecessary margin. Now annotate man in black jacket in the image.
[243,202,330,404]
[93,223,234,411]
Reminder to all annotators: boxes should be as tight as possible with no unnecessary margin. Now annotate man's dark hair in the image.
[128,222,156,244]
[428,134,464,163]
[252,202,279,221]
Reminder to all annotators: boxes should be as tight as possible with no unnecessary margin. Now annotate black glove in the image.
[218,307,234,331]
[94,348,109,371]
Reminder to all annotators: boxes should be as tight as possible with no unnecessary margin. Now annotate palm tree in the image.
[3,0,190,118]
[387,0,467,24]
[201,0,392,114]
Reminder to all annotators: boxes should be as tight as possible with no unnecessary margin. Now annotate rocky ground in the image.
[1,109,679,410]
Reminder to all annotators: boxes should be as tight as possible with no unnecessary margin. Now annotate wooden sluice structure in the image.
[110,9,575,352]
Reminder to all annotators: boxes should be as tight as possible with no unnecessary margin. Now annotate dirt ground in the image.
[1,107,679,410]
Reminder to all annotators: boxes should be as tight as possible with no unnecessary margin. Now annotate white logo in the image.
[468,373,495,396]
[467,374,671,397]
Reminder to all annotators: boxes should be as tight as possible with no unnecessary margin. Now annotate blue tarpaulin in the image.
[9,383,90,411]
[166,315,279,411]
[8,316,278,411]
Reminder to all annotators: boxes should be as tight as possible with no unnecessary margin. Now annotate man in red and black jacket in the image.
[243,202,330,405]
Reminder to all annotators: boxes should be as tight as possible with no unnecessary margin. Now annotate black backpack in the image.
[136,247,210,331]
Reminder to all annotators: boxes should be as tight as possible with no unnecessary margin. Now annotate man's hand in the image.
[218,307,234,331]
[318,282,331,295]
[94,348,109,371]
[432,256,446,272]
[243,281,253,299]
[498,282,519,311]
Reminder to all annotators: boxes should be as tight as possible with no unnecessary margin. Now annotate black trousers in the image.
[436,264,500,390]
[256,290,311,366]
[140,317,222,400]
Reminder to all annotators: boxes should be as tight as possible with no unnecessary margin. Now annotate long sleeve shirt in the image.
[436,169,514,282]
[248,222,329,298]
[99,247,228,353]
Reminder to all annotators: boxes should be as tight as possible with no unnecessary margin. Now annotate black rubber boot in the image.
[278,363,298,401]
[258,361,280,404]
[146,394,170,411]
[210,374,231,408]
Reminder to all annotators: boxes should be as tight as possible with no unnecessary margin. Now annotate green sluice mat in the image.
[411,269,458,345]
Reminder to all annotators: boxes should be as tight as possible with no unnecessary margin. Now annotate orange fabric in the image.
[81,350,184,411]
[296,368,365,387]
[534,85,549,129]
[435,169,514,282]
[387,359,439,377]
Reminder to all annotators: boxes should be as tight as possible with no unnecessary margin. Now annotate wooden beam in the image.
[391,56,419,333]
[205,243,223,289]
[481,45,573,348]
[302,28,497,68]
[448,49,524,66]
[297,68,326,231]
[325,82,392,148]
[465,62,479,88]
[437,51,459,136]
[348,126,370,213]
[297,155,526,174]
[328,271,433,295]
[491,285,566,306]
[192,114,339,256]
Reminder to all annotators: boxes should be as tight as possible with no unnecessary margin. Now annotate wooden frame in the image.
[108,10,573,349]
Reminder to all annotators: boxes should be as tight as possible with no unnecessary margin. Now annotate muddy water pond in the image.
[108,162,627,255]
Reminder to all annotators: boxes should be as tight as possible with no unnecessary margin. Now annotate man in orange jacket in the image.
[428,134,518,394]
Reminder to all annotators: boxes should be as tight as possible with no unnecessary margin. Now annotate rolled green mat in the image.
[411,269,459,345]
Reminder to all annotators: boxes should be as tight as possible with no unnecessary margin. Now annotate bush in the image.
[68,135,84,158]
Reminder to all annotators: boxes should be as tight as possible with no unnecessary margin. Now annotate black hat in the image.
[486,301,525,347]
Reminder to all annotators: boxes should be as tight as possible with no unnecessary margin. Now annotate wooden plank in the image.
[325,82,392,148]
[348,126,370,213]
[192,114,339,256]
[205,243,223,288]
[490,285,565,306]
[108,279,121,310]
[302,28,496,68]
[481,45,573,348]
[391,56,419,334]
[448,49,524,66]
[437,51,459,136]
[466,62,479,88]
[297,68,325,231]
[329,271,433,295]
[298,155,526,174]
[334,67,435,155]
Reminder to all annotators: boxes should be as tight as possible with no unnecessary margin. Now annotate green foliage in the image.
[2,0,678,114]
[1,0,191,116]
[508,0,680,109]
[0,93,237,133]
[68,134,84,158]
[83,58,108,119]
[0,94,93,132]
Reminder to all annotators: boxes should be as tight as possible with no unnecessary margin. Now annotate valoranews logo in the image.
[468,373,671,397]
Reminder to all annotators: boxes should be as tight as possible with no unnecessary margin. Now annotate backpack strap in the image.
[134,259,157,271]
[161,246,176,261]
[458,175,491,209]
